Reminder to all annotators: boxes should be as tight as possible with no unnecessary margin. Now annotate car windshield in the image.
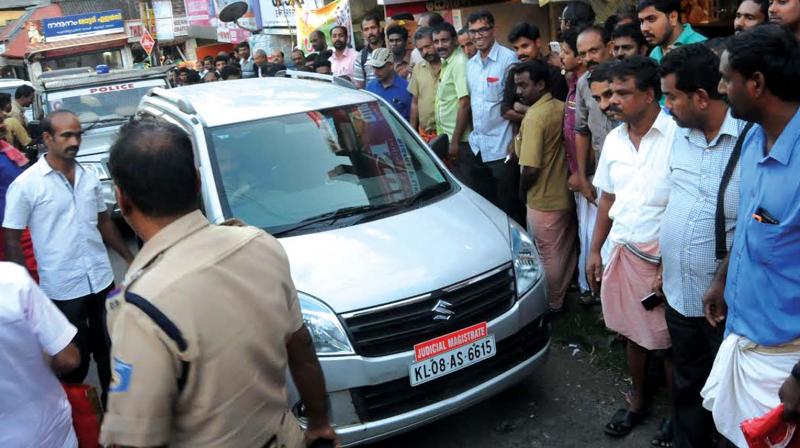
[208,101,452,236]
[44,78,166,128]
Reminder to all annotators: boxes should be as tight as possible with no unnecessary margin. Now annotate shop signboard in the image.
[185,0,212,26]
[42,10,124,42]
[258,0,297,28]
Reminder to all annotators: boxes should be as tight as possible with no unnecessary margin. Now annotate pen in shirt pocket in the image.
[752,207,780,225]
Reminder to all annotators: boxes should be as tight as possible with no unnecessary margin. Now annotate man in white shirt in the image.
[3,110,134,401]
[588,56,677,438]
[0,262,80,448]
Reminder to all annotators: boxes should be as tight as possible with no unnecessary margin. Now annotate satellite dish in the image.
[219,1,249,23]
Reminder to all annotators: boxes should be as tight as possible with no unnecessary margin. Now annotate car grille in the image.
[350,316,550,422]
[341,264,516,358]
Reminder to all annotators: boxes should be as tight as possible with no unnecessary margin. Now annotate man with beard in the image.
[588,56,676,439]
[611,23,650,60]
[768,0,800,39]
[386,25,411,79]
[658,43,749,448]
[238,41,255,78]
[329,26,357,78]
[638,0,706,63]
[409,27,441,142]
[573,25,617,305]
[735,0,769,32]
[433,22,471,181]
[3,110,134,403]
[353,13,385,89]
[309,30,329,56]
[513,60,576,314]
[700,25,800,447]
[457,28,476,59]
[409,12,444,67]
[466,10,519,218]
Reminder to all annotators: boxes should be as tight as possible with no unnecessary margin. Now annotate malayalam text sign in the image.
[42,10,124,42]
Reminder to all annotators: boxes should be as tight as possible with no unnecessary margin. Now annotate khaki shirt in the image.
[100,210,305,447]
[515,93,571,211]
[407,59,440,133]
[9,101,26,126]
[4,116,31,148]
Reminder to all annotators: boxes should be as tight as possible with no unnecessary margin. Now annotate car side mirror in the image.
[429,134,449,160]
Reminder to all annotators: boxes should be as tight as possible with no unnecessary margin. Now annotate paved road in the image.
[370,344,666,447]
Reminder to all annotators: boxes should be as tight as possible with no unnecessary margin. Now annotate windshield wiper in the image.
[271,183,451,237]
[351,182,451,223]
[83,116,130,131]
[272,203,398,237]
[401,182,451,208]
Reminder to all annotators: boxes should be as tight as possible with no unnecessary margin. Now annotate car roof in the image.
[38,66,171,91]
[163,77,377,127]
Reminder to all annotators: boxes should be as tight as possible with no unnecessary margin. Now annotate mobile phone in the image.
[641,292,665,311]
[549,41,561,55]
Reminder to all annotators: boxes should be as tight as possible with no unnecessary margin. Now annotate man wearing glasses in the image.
[464,10,520,218]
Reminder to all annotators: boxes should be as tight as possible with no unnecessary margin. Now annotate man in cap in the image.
[365,48,412,121]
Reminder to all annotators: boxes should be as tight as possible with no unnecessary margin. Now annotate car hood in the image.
[279,190,512,314]
[75,124,122,159]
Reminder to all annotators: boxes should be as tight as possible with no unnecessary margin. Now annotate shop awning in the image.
[26,33,129,58]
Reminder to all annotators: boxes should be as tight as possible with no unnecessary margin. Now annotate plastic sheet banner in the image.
[295,0,353,54]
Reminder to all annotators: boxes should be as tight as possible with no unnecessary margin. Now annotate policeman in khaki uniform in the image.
[100,118,336,447]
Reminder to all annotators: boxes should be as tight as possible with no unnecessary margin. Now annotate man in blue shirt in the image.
[366,48,412,122]
[700,26,800,447]
[465,10,519,219]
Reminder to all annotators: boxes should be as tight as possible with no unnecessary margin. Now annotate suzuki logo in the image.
[431,300,455,321]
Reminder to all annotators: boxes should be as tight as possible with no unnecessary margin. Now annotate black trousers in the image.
[665,303,724,448]
[453,143,524,225]
[54,283,114,401]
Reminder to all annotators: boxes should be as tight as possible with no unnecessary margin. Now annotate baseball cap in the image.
[365,48,394,68]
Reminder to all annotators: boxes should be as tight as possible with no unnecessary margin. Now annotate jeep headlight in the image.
[298,292,354,356]
[509,219,543,297]
[83,162,116,207]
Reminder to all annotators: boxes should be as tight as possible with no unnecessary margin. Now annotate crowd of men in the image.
[2,0,800,446]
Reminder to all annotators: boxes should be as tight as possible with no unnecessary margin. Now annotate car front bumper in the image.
[289,276,550,446]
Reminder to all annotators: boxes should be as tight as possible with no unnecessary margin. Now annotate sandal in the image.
[651,418,673,447]
[578,290,600,306]
[604,408,649,437]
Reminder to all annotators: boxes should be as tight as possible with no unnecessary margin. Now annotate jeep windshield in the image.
[44,79,166,129]
[208,102,453,237]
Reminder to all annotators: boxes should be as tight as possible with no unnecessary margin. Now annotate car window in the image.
[44,79,167,128]
[207,101,451,235]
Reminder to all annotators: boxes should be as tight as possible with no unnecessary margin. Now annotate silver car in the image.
[137,73,551,446]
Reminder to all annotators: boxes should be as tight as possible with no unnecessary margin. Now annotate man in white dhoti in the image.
[700,25,800,447]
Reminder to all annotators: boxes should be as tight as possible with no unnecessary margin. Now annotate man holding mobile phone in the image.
[588,56,676,439]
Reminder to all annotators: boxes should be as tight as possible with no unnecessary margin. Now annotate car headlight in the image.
[82,161,110,180]
[298,292,355,356]
[509,218,543,297]
[82,162,116,207]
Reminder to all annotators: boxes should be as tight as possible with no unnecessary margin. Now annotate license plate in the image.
[409,322,496,387]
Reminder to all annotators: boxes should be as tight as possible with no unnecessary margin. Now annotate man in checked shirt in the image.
[655,43,749,448]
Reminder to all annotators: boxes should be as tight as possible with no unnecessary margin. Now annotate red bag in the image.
[741,404,800,448]
[62,383,102,448]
